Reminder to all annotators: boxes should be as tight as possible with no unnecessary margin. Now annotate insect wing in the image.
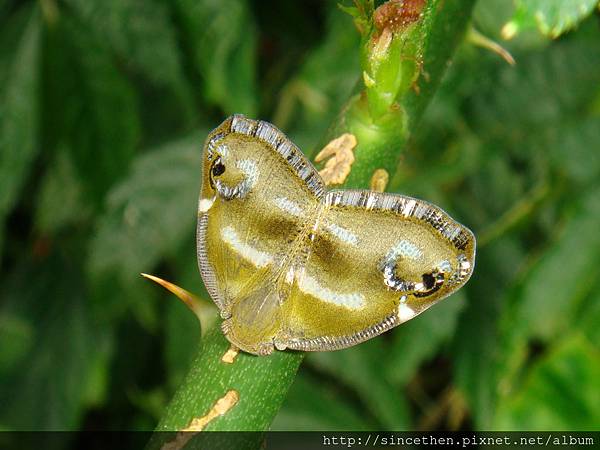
[278,189,475,352]
[197,115,324,354]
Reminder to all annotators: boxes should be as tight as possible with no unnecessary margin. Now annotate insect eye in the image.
[211,158,226,177]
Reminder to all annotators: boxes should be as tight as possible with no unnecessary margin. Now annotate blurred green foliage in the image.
[1,0,599,434]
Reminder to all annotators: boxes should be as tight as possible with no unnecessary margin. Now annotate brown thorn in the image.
[141,273,217,334]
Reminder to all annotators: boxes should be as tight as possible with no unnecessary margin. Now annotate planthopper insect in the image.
[197,115,475,355]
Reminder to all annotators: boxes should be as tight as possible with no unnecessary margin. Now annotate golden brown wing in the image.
[276,189,475,352]
[196,115,325,354]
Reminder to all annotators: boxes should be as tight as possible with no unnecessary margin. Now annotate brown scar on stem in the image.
[370,168,390,192]
[315,133,357,186]
[373,0,426,35]
[372,26,393,60]
[161,390,240,450]
[221,344,240,364]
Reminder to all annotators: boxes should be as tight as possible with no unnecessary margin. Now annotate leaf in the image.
[307,340,410,430]
[578,290,600,348]
[495,335,600,430]
[490,186,600,423]
[472,0,548,51]
[386,292,465,385]
[512,186,600,342]
[34,146,91,234]
[509,0,599,38]
[173,0,258,115]
[272,372,370,431]
[452,291,502,429]
[43,15,140,203]
[469,34,600,138]
[473,0,516,38]
[88,133,203,287]
[0,0,10,23]
[64,0,193,102]
[338,0,374,37]
[0,6,41,254]
[280,5,360,151]
[0,313,34,376]
[0,255,113,430]
[452,236,527,428]
[547,117,600,185]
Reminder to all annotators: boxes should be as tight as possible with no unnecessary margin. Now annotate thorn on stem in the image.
[468,27,516,66]
[141,273,217,334]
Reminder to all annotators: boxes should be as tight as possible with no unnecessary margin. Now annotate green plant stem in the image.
[148,0,475,445]
[312,0,476,188]
[146,326,302,448]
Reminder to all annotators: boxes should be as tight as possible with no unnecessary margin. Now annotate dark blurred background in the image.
[0,0,599,433]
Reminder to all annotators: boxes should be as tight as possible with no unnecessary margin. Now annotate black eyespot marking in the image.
[211,158,226,177]
[414,271,445,298]
[422,272,436,290]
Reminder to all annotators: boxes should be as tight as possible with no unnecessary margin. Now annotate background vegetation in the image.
[1,0,599,437]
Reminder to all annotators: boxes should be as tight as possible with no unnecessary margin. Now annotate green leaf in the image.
[43,15,140,203]
[338,0,374,37]
[34,147,91,234]
[512,187,600,342]
[452,291,502,429]
[307,340,410,430]
[173,0,258,115]
[272,373,370,431]
[86,132,204,326]
[492,187,600,422]
[509,0,599,38]
[0,0,10,23]
[474,0,548,50]
[279,5,360,150]
[547,118,600,185]
[452,236,527,428]
[0,255,113,430]
[88,133,203,286]
[495,335,600,430]
[386,292,465,385]
[0,313,34,376]
[473,0,516,38]
[578,290,600,348]
[469,34,600,138]
[0,6,41,254]
[64,0,193,103]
